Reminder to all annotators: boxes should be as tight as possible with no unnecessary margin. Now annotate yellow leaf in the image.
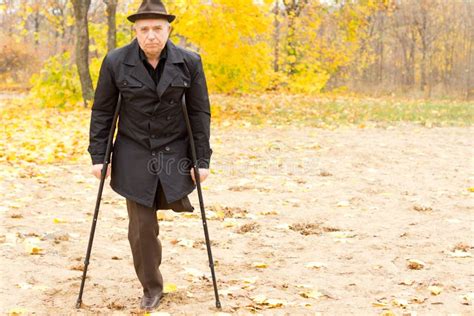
[391,298,408,307]
[222,218,237,227]
[53,218,65,224]
[461,292,474,305]
[163,283,177,293]
[252,262,268,268]
[251,294,267,305]
[24,238,43,255]
[428,285,442,296]
[157,212,174,221]
[467,187,474,192]
[266,298,286,308]
[241,276,258,284]
[8,307,28,316]
[299,290,324,299]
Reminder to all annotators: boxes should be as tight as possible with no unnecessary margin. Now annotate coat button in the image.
[183,81,188,87]
[165,146,170,152]
[152,151,156,156]
[122,80,128,86]
[170,99,175,105]
[166,115,172,120]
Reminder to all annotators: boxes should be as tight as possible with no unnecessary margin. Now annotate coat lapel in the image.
[123,39,185,98]
[156,39,185,99]
[123,39,158,92]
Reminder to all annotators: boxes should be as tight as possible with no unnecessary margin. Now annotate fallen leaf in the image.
[157,212,174,221]
[8,307,28,315]
[372,298,388,307]
[163,283,177,293]
[266,298,286,308]
[24,243,43,255]
[337,200,350,207]
[258,210,279,216]
[461,292,474,305]
[413,204,432,212]
[407,259,425,270]
[299,290,325,299]
[305,262,325,269]
[452,242,470,252]
[252,262,268,269]
[16,283,33,290]
[251,294,267,305]
[53,218,66,224]
[409,296,428,304]
[391,298,408,307]
[236,222,260,234]
[399,279,415,286]
[222,218,237,228]
[177,239,194,248]
[183,267,205,278]
[275,223,290,230]
[428,285,442,296]
[448,250,472,258]
[241,276,258,284]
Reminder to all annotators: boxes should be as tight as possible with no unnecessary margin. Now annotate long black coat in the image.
[87,38,212,208]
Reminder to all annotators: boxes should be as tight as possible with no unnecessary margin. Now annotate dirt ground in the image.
[1,111,473,314]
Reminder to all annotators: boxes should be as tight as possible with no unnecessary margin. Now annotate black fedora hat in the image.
[127,0,176,23]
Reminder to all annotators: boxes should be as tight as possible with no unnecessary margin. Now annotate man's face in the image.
[134,18,171,57]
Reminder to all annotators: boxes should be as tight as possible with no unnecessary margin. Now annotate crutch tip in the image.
[216,301,222,309]
[75,301,82,309]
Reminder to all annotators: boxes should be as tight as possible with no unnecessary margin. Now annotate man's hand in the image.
[92,164,111,180]
[190,168,209,184]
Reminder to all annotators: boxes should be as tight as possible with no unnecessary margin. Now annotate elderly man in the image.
[87,0,212,311]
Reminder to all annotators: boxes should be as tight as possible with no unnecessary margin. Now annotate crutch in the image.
[76,94,122,308]
[181,93,221,309]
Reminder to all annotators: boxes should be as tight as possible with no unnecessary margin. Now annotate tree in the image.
[71,0,93,107]
[282,0,308,75]
[104,0,117,52]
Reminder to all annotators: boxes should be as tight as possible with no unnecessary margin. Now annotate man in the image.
[87,0,212,311]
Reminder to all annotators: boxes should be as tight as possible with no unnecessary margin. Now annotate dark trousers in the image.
[126,182,164,298]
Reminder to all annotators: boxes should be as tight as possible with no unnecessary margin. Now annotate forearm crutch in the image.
[76,95,122,309]
[181,93,221,309]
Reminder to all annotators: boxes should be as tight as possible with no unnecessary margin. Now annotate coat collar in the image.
[123,38,184,97]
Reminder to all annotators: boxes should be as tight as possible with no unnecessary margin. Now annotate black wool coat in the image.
[87,38,213,208]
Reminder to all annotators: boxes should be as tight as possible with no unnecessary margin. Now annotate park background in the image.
[0,0,473,315]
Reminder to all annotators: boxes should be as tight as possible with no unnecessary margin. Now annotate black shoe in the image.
[140,294,162,311]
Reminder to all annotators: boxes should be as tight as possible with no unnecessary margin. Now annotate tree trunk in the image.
[273,1,280,73]
[283,0,308,75]
[104,0,117,52]
[466,31,473,100]
[71,0,93,107]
